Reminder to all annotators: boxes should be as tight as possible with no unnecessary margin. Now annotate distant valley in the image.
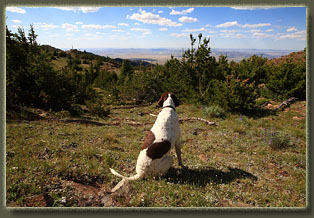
[84,48,298,64]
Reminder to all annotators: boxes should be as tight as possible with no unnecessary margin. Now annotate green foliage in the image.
[202,105,226,118]
[266,59,306,100]
[6,25,71,110]
[6,25,306,115]
[85,95,110,118]
[267,131,293,150]
[118,59,134,85]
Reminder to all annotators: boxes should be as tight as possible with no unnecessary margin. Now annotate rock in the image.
[111,179,132,195]
[25,193,54,207]
[101,193,113,207]
[101,179,133,207]
[61,180,105,207]
[293,116,304,120]
[199,154,208,161]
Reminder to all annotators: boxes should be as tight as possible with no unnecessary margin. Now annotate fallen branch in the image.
[179,117,216,126]
[274,97,298,111]
[149,114,216,126]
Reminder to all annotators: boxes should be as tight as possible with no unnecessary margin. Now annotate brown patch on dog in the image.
[146,140,171,160]
[157,92,180,107]
[141,131,155,150]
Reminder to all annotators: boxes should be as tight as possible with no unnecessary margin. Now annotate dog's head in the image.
[157,92,180,108]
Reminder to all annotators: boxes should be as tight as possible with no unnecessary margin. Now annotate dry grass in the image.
[6,101,306,207]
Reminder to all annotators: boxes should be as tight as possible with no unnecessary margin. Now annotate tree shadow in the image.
[239,108,277,119]
[161,166,258,187]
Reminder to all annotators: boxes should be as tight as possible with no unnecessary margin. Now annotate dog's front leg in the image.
[175,139,187,169]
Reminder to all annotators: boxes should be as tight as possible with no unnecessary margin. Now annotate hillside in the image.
[41,45,154,73]
[268,49,306,65]
[6,100,306,207]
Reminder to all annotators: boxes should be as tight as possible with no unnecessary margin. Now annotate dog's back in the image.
[110,92,182,181]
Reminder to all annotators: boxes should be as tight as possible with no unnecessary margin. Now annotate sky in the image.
[5,6,306,50]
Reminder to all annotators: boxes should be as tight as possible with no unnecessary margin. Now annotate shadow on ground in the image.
[161,166,258,187]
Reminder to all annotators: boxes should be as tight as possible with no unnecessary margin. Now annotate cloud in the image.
[247,29,262,33]
[112,29,125,32]
[170,32,190,38]
[234,33,247,38]
[207,30,218,34]
[130,28,150,32]
[287,27,298,32]
[12,19,22,24]
[266,29,274,32]
[170,8,194,15]
[182,27,205,32]
[54,7,100,13]
[81,24,116,29]
[12,25,24,29]
[118,23,129,26]
[279,30,306,40]
[231,7,273,10]
[216,21,239,28]
[40,23,59,30]
[240,23,271,28]
[220,29,240,33]
[127,9,182,27]
[178,16,198,23]
[252,32,275,39]
[158,10,163,14]
[143,31,152,35]
[216,21,271,28]
[6,7,26,14]
[158,28,168,31]
[62,23,79,32]
[76,22,83,25]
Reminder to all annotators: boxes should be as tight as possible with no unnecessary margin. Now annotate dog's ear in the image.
[157,92,168,107]
[171,94,180,107]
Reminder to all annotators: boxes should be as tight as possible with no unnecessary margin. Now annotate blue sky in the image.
[6,6,306,50]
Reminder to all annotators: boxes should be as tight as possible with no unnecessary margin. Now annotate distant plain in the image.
[87,48,297,64]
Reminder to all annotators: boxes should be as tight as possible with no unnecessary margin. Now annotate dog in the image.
[110,92,186,181]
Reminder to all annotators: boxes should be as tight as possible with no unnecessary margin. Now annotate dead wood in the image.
[179,117,216,126]
[274,97,298,111]
[150,114,216,126]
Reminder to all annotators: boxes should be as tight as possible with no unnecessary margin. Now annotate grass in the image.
[6,101,307,207]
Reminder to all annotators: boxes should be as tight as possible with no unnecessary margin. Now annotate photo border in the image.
[0,0,312,217]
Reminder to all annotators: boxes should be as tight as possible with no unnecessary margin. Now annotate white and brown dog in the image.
[110,92,186,180]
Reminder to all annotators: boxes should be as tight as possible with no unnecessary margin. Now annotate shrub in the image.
[255,97,270,107]
[202,105,226,118]
[85,98,110,118]
[266,60,306,100]
[267,131,293,150]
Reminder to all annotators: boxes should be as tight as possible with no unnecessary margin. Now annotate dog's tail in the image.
[109,168,143,181]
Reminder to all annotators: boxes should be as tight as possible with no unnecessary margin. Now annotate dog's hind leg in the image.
[155,155,174,175]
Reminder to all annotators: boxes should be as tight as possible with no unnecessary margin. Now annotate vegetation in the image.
[6,26,306,207]
[6,101,306,207]
[6,26,306,116]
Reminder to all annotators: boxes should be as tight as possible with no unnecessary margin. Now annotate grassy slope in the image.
[6,101,306,207]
